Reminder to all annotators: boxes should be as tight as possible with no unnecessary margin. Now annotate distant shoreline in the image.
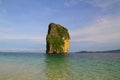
[76,49,120,53]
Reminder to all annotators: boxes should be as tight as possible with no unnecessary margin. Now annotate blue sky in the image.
[0,0,120,52]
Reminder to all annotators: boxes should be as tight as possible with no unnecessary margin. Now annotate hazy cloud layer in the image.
[70,16,120,51]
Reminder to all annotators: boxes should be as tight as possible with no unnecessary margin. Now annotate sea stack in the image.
[46,23,70,54]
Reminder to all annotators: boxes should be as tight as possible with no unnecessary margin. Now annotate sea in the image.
[0,52,120,80]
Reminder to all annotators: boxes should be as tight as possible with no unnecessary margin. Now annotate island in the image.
[46,23,70,54]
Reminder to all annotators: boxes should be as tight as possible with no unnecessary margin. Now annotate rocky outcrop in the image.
[46,23,70,54]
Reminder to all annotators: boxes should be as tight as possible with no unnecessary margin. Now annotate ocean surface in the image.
[0,52,120,80]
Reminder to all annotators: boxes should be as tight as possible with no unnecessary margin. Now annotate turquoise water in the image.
[0,53,120,80]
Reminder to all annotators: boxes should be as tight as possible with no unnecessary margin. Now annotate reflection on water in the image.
[45,54,72,80]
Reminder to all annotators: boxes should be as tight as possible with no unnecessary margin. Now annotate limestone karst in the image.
[46,23,70,54]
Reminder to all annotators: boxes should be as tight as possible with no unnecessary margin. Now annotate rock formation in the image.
[46,23,70,54]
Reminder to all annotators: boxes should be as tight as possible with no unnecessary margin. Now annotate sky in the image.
[0,0,120,52]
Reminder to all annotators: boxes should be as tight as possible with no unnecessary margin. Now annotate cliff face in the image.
[46,23,70,54]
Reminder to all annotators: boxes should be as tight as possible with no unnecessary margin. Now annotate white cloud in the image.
[86,0,120,9]
[0,34,45,44]
[0,48,42,52]
[64,0,120,9]
[71,16,120,44]
[0,27,13,33]
[0,29,8,33]
[64,0,82,7]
